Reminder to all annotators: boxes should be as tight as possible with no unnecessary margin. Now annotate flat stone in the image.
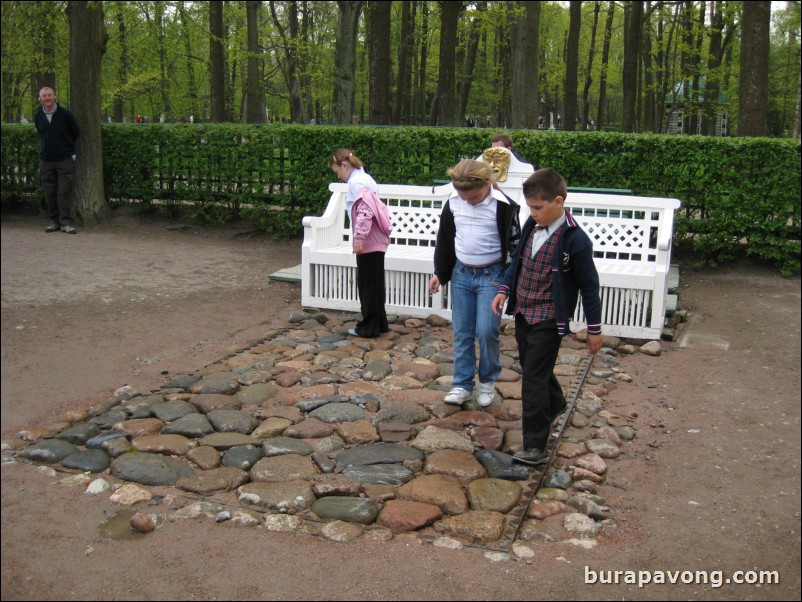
[295,396,350,413]
[312,497,379,524]
[336,442,424,469]
[207,409,259,434]
[571,466,605,483]
[19,439,79,464]
[393,361,439,383]
[468,426,504,451]
[573,453,608,475]
[377,500,443,533]
[409,426,474,454]
[85,432,129,449]
[375,399,431,424]
[103,437,133,458]
[55,423,101,445]
[236,383,280,405]
[186,446,221,469]
[61,449,110,473]
[563,512,599,538]
[262,405,304,423]
[474,450,530,481]
[190,393,242,414]
[283,418,335,439]
[250,454,318,482]
[150,400,198,422]
[536,487,570,502]
[528,500,570,519]
[309,403,366,423]
[465,478,522,513]
[584,439,620,459]
[336,421,379,445]
[377,422,415,442]
[110,483,153,505]
[567,496,607,520]
[110,452,195,486]
[321,520,364,543]
[222,444,263,470]
[433,511,505,544]
[378,375,425,391]
[88,410,129,430]
[544,469,572,490]
[197,432,262,450]
[190,372,241,395]
[261,436,314,457]
[132,434,195,456]
[424,449,487,485]
[112,418,165,438]
[363,359,392,381]
[399,474,468,515]
[251,417,293,439]
[342,464,415,485]
[176,466,249,494]
[518,515,567,542]
[161,413,215,437]
[237,480,315,512]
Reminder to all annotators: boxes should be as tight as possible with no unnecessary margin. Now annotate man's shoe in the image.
[513,448,550,466]
[444,387,472,405]
[45,223,60,233]
[61,225,77,234]
[476,382,496,407]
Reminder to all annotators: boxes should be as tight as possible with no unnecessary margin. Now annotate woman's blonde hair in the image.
[447,159,497,191]
[329,147,364,169]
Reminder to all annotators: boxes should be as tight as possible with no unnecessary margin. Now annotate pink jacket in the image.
[352,187,393,254]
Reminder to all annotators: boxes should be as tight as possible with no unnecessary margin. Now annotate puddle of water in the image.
[98,509,156,541]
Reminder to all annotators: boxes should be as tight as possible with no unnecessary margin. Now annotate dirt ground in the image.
[1,209,800,601]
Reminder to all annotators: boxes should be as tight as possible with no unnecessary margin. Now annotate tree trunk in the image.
[269,1,307,124]
[244,0,266,123]
[415,1,429,125]
[154,1,172,120]
[368,1,392,125]
[332,1,364,125]
[582,2,601,130]
[641,1,654,132]
[622,1,643,132]
[210,1,227,122]
[31,1,58,113]
[112,5,128,122]
[67,0,109,225]
[738,1,770,136]
[596,1,615,130]
[509,1,539,129]
[457,1,486,125]
[562,1,581,131]
[178,1,199,120]
[435,0,460,127]
[393,0,413,124]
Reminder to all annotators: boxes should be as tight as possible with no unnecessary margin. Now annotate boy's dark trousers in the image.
[515,315,566,450]
[355,251,388,337]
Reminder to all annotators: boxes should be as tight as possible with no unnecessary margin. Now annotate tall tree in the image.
[112,4,128,122]
[563,1,582,131]
[701,1,736,136]
[738,0,770,136]
[415,1,430,125]
[622,0,644,132]
[31,1,58,111]
[596,1,616,130]
[367,1,391,124]
[434,0,461,126]
[582,2,601,130]
[332,1,363,124]
[457,1,486,125]
[269,0,308,124]
[67,0,109,224]
[510,1,540,129]
[178,1,200,121]
[244,0,266,123]
[210,1,228,122]
[393,0,413,124]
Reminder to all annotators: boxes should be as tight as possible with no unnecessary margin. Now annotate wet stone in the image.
[544,469,573,490]
[207,409,259,434]
[86,432,128,449]
[262,437,314,457]
[88,409,129,430]
[111,452,195,486]
[343,464,415,485]
[150,400,198,423]
[309,403,366,424]
[55,423,101,445]
[295,396,350,413]
[176,466,249,494]
[61,449,110,473]
[237,480,315,512]
[474,450,531,481]
[161,413,215,437]
[336,442,424,469]
[312,497,379,524]
[311,451,336,474]
[222,444,263,470]
[19,439,79,464]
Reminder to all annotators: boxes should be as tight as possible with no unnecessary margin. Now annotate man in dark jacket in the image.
[35,87,81,234]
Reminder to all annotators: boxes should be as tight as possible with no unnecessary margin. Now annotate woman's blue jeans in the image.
[450,260,504,390]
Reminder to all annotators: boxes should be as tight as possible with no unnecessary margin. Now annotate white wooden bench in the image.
[301,151,680,339]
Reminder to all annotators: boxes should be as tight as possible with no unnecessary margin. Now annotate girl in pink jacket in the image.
[330,148,393,338]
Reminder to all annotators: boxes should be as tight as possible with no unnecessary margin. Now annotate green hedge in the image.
[2,123,799,274]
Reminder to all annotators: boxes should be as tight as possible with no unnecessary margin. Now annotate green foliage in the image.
[2,123,799,275]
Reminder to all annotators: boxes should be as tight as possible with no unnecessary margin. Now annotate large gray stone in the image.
[237,481,315,511]
[222,445,263,470]
[342,464,415,485]
[111,452,195,485]
[55,423,101,445]
[309,403,365,424]
[207,409,259,434]
[312,497,379,524]
[262,436,314,457]
[161,413,215,437]
[61,449,110,473]
[150,400,198,422]
[19,439,79,464]
[249,454,318,482]
[336,442,424,469]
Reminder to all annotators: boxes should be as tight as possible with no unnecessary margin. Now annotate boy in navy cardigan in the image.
[492,168,603,465]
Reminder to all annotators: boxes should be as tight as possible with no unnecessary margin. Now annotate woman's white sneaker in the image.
[444,387,471,405]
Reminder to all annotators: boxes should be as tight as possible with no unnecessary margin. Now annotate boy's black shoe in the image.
[513,448,550,466]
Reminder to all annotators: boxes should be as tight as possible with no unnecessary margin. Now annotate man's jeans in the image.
[40,157,76,227]
[450,260,504,391]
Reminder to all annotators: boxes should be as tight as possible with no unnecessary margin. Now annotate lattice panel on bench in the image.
[339,196,443,248]
[575,217,658,263]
